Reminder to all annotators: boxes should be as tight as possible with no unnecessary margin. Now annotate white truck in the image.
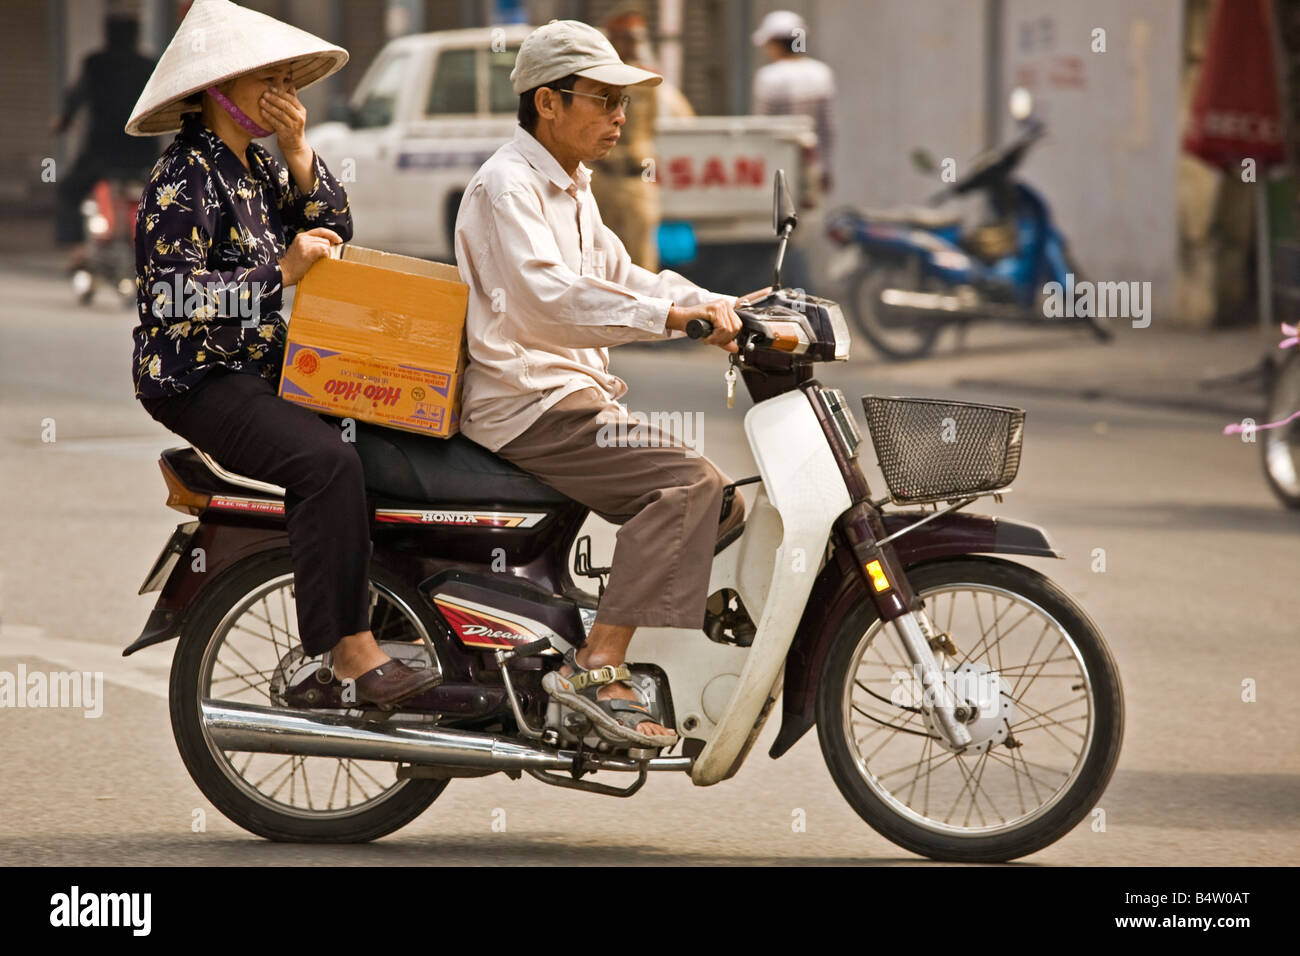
[306,25,815,264]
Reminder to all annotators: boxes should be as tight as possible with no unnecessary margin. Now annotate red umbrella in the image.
[1184,0,1285,168]
[1184,0,1286,331]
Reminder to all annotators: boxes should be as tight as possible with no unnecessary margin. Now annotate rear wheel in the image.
[72,268,95,305]
[817,557,1124,862]
[846,257,944,361]
[1262,351,1300,508]
[169,551,448,842]
[1064,251,1113,342]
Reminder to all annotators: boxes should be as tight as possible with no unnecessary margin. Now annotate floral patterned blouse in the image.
[131,112,353,400]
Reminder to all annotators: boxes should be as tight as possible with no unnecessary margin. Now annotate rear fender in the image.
[769,511,1061,758]
[123,522,289,657]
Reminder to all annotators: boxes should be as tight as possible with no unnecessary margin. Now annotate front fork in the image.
[837,502,973,749]
[801,378,973,749]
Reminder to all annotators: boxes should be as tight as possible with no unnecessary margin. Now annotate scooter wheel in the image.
[1064,253,1113,342]
[846,263,943,361]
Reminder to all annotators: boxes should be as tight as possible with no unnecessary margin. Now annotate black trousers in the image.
[140,367,373,656]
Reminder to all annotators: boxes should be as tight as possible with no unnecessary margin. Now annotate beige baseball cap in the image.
[510,19,663,95]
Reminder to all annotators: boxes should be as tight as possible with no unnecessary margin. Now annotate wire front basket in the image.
[861,396,1025,505]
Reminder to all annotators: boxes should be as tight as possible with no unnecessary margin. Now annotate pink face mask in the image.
[206,85,273,138]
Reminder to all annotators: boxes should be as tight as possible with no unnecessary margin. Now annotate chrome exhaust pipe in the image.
[202,700,692,773]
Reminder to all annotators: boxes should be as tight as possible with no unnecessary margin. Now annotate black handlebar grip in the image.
[686,318,714,339]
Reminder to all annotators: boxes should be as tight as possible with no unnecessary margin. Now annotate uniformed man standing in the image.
[589,7,692,272]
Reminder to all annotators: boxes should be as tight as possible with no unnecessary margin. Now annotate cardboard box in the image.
[278,244,468,438]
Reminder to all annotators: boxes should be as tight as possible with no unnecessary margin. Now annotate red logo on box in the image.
[294,349,319,376]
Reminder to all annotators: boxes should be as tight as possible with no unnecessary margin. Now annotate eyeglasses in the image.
[556,88,631,113]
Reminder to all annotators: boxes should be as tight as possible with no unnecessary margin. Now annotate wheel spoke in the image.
[1010,696,1089,747]
[251,755,294,792]
[211,658,272,698]
[985,747,1062,800]
[873,747,963,783]
[961,596,1036,670]
[901,733,936,808]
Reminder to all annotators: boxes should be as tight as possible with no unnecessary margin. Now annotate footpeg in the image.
[498,637,552,661]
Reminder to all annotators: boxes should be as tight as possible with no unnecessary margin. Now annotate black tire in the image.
[1063,251,1113,342]
[816,557,1124,862]
[1262,350,1300,509]
[845,260,943,361]
[169,551,448,842]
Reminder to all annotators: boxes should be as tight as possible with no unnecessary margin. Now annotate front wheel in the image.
[816,557,1124,862]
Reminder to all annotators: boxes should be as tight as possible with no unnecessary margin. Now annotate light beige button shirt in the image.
[453,125,731,452]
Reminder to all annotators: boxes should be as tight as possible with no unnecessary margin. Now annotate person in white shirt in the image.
[752,9,836,197]
[454,20,753,747]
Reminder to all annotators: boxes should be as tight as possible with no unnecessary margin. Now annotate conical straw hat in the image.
[125,0,348,136]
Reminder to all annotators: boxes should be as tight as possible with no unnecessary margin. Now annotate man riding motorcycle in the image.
[453,19,756,748]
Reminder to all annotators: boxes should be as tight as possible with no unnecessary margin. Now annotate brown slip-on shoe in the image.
[351,658,440,710]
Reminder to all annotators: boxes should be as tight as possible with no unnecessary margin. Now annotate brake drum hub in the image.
[925,661,1017,754]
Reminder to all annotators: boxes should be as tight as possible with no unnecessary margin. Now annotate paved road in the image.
[1,266,1296,865]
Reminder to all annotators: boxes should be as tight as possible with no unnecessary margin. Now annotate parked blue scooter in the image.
[825,91,1112,360]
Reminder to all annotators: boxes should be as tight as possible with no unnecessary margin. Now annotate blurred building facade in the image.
[8,0,1185,324]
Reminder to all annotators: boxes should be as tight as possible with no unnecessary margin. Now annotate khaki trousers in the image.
[496,387,745,629]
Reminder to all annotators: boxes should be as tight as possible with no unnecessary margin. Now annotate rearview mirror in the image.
[773,169,797,236]
[910,148,937,173]
[1009,87,1033,120]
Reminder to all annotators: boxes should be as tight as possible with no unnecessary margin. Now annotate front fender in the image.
[769,511,1061,759]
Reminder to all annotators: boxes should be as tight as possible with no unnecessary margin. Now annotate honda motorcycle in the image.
[825,90,1112,360]
[126,171,1123,862]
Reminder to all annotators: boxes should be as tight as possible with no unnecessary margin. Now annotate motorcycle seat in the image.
[347,420,573,507]
[862,206,961,230]
[185,418,573,508]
